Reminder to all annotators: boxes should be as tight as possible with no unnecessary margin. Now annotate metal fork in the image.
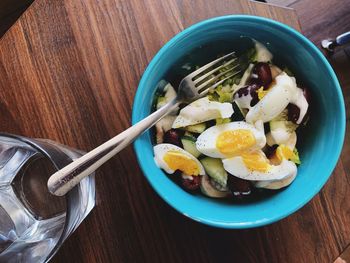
[48,52,240,196]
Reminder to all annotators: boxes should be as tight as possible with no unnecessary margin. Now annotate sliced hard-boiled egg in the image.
[232,64,255,94]
[172,97,233,128]
[246,73,297,123]
[289,87,309,124]
[222,150,297,181]
[256,86,269,100]
[270,125,294,145]
[254,40,273,63]
[254,145,299,189]
[254,170,297,190]
[266,131,297,150]
[196,120,266,158]
[153,144,205,176]
[155,83,178,143]
[274,144,300,164]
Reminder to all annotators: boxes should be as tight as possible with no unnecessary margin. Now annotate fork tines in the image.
[189,52,241,94]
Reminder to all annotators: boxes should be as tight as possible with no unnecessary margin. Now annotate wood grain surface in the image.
[272,1,350,262]
[0,0,349,262]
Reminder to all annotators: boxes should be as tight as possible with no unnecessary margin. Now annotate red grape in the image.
[163,129,183,148]
[227,175,251,198]
[253,62,272,89]
[181,176,200,191]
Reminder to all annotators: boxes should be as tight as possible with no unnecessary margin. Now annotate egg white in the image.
[156,83,180,115]
[266,131,297,149]
[222,156,297,181]
[196,120,266,158]
[246,73,297,123]
[254,40,273,63]
[172,97,233,128]
[153,143,205,175]
[254,169,297,189]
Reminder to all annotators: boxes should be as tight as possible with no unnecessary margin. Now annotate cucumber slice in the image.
[200,174,230,198]
[183,131,196,139]
[200,157,227,187]
[185,123,206,133]
[181,136,201,158]
[215,118,231,125]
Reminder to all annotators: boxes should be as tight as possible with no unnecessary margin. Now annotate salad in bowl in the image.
[152,40,310,200]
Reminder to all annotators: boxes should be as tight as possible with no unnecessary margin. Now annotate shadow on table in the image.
[0,0,34,38]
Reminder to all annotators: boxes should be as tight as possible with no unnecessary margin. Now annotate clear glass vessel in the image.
[0,133,95,262]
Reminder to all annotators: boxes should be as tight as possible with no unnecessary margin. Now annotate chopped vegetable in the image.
[200,174,230,198]
[181,135,201,158]
[200,157,228,187]
[254,41,273,62]
[215,118,231,125]
[152,40,309,200]
[185,123,207,133]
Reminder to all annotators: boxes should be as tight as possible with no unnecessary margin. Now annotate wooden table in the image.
[0,0,349,262]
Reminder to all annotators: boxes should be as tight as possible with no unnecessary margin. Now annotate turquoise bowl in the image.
[132,15,345,228]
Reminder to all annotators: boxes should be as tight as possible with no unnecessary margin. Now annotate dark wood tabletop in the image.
[0,0,349,262]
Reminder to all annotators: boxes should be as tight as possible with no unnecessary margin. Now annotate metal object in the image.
[48,52,241,196]
[0,133,95,262]
[321,31,350,53]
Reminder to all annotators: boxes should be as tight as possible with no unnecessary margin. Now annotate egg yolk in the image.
[275,145,300,164]
[163,151,200,176]
[256,86,268,100]
[257,81,275,100]
[241,151,271,172]
[216,129,256,157]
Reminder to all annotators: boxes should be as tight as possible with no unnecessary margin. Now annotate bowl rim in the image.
[132,14,346,228]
